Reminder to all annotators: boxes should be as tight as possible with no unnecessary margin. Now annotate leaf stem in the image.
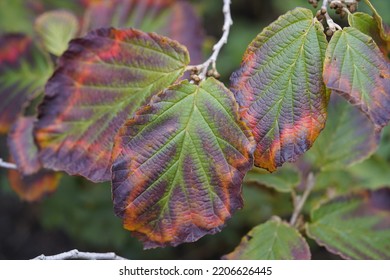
[290,172,316,227]
[0,158,17,170]
[32,249,127,260]
[187,0,233,81]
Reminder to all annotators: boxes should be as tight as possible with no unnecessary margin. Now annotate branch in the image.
[321,0,342,32]
[0,158,17,170]
[32,249,127,260]
[290,172,316,227]
[187,0,233,81]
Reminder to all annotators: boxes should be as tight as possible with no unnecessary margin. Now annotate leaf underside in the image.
[323,27,390,131]
[34,27,190,182]
[306,188,390,259]
[0,34,52,134]
[230,8,328,172]
[223,217,311,260]
[111,78,255,248]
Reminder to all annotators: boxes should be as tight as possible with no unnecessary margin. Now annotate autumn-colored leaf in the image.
[348,12,389,60]
[0,34,52,134]
[112,78,255,248]
[34,28,190,182]
[8,164,61,202]
[84,0,203,64]
[306,188,390,259]
[223,217,311,260]
[230,8,328,172]
[323,27,390,131]
[306,94,380,171]
[35,10,79,56]
[7,117,41,175]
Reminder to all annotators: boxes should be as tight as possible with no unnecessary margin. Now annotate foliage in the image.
[0,0,389,259]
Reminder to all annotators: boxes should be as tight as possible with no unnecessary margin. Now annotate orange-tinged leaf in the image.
[34,28,190,182]
[230,8,328,172]
[323,27,390,131]
[8,164,61,202]
[112,78,255,248]
[84,0,203,64]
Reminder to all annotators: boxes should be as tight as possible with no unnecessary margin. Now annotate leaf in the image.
[111,78,255,248]
[34,28,190,182]
[244,165,300,193]
[323,27,390,131]
[230,8,328,172]
[306,94,380,171]
[0,34,52,134]
[35,10,79,56]
[363,0,390,42]
[306,188,390,259]
[84,0,204,64]
[347,156,390,190]
[348,12,389,59]
[223,217,311,260]
[8,164,61,202]
[7,117,41,175]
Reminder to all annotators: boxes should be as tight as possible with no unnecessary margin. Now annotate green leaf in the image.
[306,188,390,259]
[223,217,311,260]
[306,94,380,171]
[84,0,204,64]
[34,28,190,182]
[111,78,255,248]
[0,34,52,134]
[347,156,390,190]
[323,27,390,131]
[0,0,36,34]
[244,165,300,193]
[348,12,389,59]
[230,8,328,172]
[35,10,79,56]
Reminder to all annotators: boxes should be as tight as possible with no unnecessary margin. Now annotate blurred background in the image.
[0,0,389,259]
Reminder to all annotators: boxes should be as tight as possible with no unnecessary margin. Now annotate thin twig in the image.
[290,173,316,227]
[187,0,233,80]
[321,0,342,31]
[32,249,127,260]
[0,158,17,170]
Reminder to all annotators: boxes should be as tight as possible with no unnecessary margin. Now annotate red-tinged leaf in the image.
[306,188,390,259]
[8,164,61,202]
[84,0,203,64]
[230,8,328,172]
[323,27,390,131]
[34,28,190,182]
[7,117,41,175]
[0,34,52,134]
[223,217,311,260]
[112,78,255,248]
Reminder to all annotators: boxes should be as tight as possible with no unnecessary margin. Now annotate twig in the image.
[321,0,342,31]
[32,249,127,260]
[290,173,316,227]
[187,0,233,80]
[0,158,17,170]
